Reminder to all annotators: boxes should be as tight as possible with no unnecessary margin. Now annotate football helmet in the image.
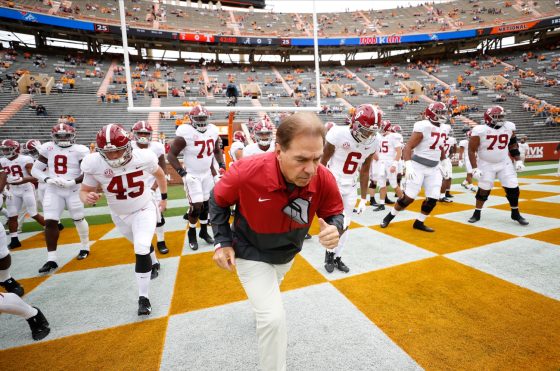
[96,124,132,168]
[233,130,246,143]
[390,124,402,133]
[131,120,153,145]
[425,102,448,126]
[253,118,274,147]
[22,139,41,159]
[325,122,336,132]
[189,105,210,133]
[51,123,76,148]
[484,105,506,127]
[350,104,382,144]
[380,120,392,133]
[0,139,19,158]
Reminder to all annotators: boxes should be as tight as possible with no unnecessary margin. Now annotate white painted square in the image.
[9,243,84,280]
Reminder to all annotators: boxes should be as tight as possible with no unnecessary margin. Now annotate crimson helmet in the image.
[131,120,153,145]
[253,118,274,147]
[96,124,132,168]
[484,105,506,127]
[0,139,20,158]
[189,105,210,133]
[22,139,41,159]
[325,122,336,132]
[51,123,76,148]
[466,130,472,139]
[350,104,383,144]
[233,130,246,143]
[390,124,402,133]
[380,120,392,134]
[425,102,448,125]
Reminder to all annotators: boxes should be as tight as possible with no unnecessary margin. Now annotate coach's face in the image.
[276,134,323,187]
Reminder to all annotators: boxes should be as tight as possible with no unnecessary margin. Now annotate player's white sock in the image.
[74,219,90,251]
[0,268,10,282]
[156,226,165,242]
[390,208,399,216]
[9,233,17,239]
[188,223,197,229]
[334,231,349,258]
[440,193,446,199]
[417,213,427,222]
[136,272,150,298]
[0,292,38,319]
[47,251,57,262]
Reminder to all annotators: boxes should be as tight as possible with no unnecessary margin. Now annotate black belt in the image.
[412,154,439,168]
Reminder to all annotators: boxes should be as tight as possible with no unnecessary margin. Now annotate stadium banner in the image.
[478,16,560,36]
[0,7,94,31]
[526,142,560,162]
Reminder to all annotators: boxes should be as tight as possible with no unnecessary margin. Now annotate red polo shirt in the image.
[210,151,344,264]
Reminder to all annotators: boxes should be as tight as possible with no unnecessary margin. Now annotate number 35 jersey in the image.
[176,123,219,175]
[81,148,158,216]
[38,142,89,181]
[325,125,378,186]
[471,121,515,164]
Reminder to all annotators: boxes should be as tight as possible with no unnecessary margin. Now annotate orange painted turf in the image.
[17,224,115,251]
[492,200,560,219]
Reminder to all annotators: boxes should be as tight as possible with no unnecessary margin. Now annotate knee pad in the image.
[135,254,152,273]
[475,189,490,202]
[421,198,438,214]
[156,215,165,228]
[188,203,203,220]
[504,186,520,199]
[45,220,59,229]
[397,196,414,209]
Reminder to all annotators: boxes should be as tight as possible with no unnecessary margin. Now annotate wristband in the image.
[214,243,222,251]
[177,168,187,177]
[161,193,168,200]
[44,176,50,183]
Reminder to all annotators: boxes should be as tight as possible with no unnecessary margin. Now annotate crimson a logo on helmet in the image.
[104,168,114,178]
[343,142,351,150]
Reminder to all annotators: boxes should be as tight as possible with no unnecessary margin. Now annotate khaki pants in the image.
[236,258,294,371]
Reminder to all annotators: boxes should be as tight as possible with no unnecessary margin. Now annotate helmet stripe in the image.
[106,124,113,146]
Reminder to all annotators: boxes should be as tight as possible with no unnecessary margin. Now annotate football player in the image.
[243,117,275,157]
[372,120,403,211]
[518,135,530,165]
[439,125,456,203]
[0,291,50,341]
[80,124,168,316]
[467,106,528,225]
[167,105,225,250]
[229,130,246,164]
[321,104,381,273]
[381,102,449,232]
[458,130,477,192]
[0,139,45,248]
[131,121,169,254]
[31,124,90,273]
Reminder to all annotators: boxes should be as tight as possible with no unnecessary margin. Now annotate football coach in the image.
[210,112,344,371]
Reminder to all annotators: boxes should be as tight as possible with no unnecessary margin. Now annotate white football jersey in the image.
[1,155,34,190]
[472,121,515,163]
[132,141,165,187]
[229,141,245,162]
[243,142,274,157]
[378,132,403,162]
[176,124,219,175]
[411,120,447,162]
[325,125,378,185]
[81,149,159,216]
[38,142,89,181]
[459,139,468,151]
[519,142,530,157]
[443,136,457,158]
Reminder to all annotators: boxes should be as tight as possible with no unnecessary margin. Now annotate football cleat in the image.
[413,220,434,232]
[199,232,215,245]
[511,210,529,226]
[380,213,395,228]
[27,307,50,341]
[324,251,335,273]
[384,197,395,205]
[156,241,169,254]
[468,210,481,223]
[445,193,454,198]
[373,204,385,212]
[38,261,58,274]
[188,229,198,250]
[138,296,152,316]
[77,250,89,260]
[334,257,350,273]
[151,262,160,280]
[439,197,453,203]
[0,277,24,297]
[8,237,21,249]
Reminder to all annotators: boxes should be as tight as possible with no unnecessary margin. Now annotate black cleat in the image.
[38,261,58,274]
[370,197,379,207]
[151,262,160,280]
[385,197,395,205]
[468,210,481,223]
[413,220,434,232]
[188,228,198,250]
[27,307,50,341]
[512,214,529,226]
[199,232,214,244]
[57,223,64,231]
[373,204,385,212]
[445,193,454,198]
[324,251,335,273]
[138,296,152,316]
[77,250,89,260]
[439,197,453,203]
[156,241,169,254]
[0,277,24,297]
[380,213,395,228]
[304,233,312,240]
[335,257,350,273]
[9,237,21,249]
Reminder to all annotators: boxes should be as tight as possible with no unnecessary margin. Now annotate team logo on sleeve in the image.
[343,142,351,150]
[104,168,114,178]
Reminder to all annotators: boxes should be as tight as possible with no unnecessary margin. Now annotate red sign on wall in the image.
[178,33,215,43]
[526,142,560,162]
